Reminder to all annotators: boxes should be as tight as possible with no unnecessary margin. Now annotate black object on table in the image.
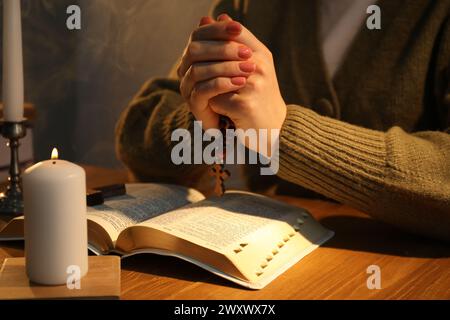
[87,184,126,207]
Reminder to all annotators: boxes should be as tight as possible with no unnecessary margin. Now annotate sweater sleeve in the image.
[115,78,211,189]
[278,17,450,242]
[278,106,450,241]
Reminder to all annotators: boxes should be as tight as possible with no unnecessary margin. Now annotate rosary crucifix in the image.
[209,116,235,196]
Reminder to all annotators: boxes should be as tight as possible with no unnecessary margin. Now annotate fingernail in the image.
[231,77,246,86]
[239,62,256,73]
[217,13,231,21]
[199,16,213,27]
[238,46,252,59]
[226,21,242,35]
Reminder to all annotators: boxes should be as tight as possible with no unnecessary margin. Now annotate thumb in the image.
[209,92,236,119]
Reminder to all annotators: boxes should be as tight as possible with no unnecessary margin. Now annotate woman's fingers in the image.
[199,16,215,26]
[178,41,252,78]
[191,77,246,106]
[189,77,246,120]
[209,91,243,119]
[180,61,255,100]
[217,13,232,22]
[191,20,263,52]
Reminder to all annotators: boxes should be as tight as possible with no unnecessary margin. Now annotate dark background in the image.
[0,0,213,167]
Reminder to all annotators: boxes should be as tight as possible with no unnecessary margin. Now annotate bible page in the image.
[138,191,309,253]
[87,183,205,243]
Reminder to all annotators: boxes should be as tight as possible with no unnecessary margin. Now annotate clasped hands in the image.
[177,14,287,155]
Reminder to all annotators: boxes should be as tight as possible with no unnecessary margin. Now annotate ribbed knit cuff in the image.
[278,105,387,210]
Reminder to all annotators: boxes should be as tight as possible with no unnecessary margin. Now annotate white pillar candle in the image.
[23,148,88,285]
[2,0,24,122]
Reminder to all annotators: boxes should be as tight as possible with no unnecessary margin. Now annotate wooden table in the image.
[1,166,449,300]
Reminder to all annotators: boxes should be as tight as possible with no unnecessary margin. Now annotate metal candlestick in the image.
[0,120,27,216]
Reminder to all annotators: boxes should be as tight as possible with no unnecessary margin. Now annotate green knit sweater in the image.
[115,0,450,241]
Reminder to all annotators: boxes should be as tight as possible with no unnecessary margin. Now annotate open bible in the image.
[0,184,333,289]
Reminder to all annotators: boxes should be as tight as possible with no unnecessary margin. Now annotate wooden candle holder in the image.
[0,256,121,300]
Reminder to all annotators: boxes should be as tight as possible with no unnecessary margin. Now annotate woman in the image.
[116,0,450,241]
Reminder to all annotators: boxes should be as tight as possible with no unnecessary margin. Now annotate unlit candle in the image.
[2,0,24,122]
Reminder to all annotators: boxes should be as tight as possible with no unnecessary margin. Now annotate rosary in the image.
[209,116,235,196]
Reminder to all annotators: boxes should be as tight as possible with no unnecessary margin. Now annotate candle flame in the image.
[51,148,59,160]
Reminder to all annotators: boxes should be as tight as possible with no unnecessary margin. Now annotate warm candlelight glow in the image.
[51,148,59,160]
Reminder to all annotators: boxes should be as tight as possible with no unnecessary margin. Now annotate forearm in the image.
[278,105,450,241]
[115,78,210,189]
